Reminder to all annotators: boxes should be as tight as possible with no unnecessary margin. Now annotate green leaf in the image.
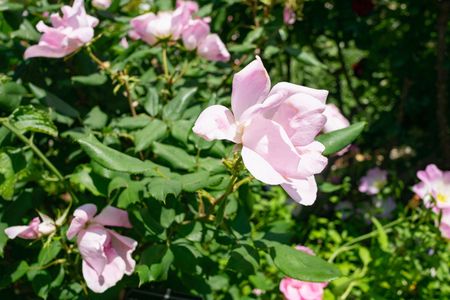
[117,181,143,209]
[83,106,108,130]
[371,217,390,252]
[78,134,159,174]
[171,244,199,273]
[38,241,62,266]
[227,244,259,275]
[170,119,194,144]
[316,122,366,156]
[0,82,27,112]
[320,182,342,193]
[29,83,79,118]
[72,73,107,86]
[9,105,58,137]
[11,20,40,41]
[153,142,196,170]
[269,242,341,282]
[180,171,210,192]
[140,245,174,282]
[147,178,181,202]
[69,165,104,196]
[141,88,160,117]
[0,152,15,200]
[0,222,7,257]
[113,114,152,129]
[133,119,168,152]
[162,87,197,120]
[10,261,29,283]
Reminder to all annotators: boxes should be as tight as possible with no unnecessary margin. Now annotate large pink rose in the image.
[279,246,328,300]
[24,0,98,59]
[193,57,328,205]
[67,204,137,293]
[4,213,56,240]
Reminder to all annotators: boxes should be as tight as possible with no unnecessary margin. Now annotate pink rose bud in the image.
[24,0,99,59]
[92,0,111,10]
[193,57,329,205]
[67,204,137,293]
[358,167,388,195]
[283,5,296,25]
[5,213,56,240]
[197,34,230,62]
[279,246,328,300]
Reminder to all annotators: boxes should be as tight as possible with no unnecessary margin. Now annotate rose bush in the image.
[0,0,448,299]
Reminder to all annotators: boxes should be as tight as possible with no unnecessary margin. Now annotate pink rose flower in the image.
[197,34,230,62]
[129,3,192,45]
[182,18,210,51]
[283,6,296,25]
[24,0,98,59]
[5,213,56,240]
[193,57,329,205]
[67,204,137,293]
[92,0,111,10]
[413,164,450,240]
[280,246,328,300]
[358,167,387,195]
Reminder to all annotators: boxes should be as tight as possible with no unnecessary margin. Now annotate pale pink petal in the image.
[283,6,296,25]
[176,0,199,14]
[182,19,210,50]
[77,225,109,276]
[323,104,350,133]
[242,116,304,180]
[197,34,230,62]
[108,230,137,275]
[93,206,132,228]
[67,203,97,240]
[269,82,329,104]
[281,176,318,205]
[24,44,69,59]
[296,142,328,177]
[92,0,112,10]
[192,105,239,143]
[231,57,270,121]
[82,250,126,293]
[241,146,286,185]
[4,217,41,239]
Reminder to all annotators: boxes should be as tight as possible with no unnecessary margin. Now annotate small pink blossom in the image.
[283,6,296,25]
[92,0,111,10]
[358,167,388,195]
[280,246,328,300]
[413,164,450,239]
[67,204,137,293]
[193,57,329,205]
[24,0,98,59]
[119,37,129,49]
[129,3,193,45]
[5,213,56,240]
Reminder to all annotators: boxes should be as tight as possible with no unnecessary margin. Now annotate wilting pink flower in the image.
[67,204,137,293]
[283,6,296,25]
[193,57,328,205]
[413,164,450,240]
[24,0,98,59]
[92,0,111,10]
[129,3,192,45]
[280,246,328,300]
[358,167,387,195]
[182,18,210,50]
[197,34,230,62]
[5,213,56,240]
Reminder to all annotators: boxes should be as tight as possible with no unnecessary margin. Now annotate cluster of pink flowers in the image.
[193,57,330,205]
[279,246,328,300]
[413,164,450,239]
[358,167,388,195]
[4,204,137,293]
[24,0,98,59]
[129,0,230,62]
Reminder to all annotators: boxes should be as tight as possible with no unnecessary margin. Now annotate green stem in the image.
[162,46,170,79]
[1,120,63,180]
[328,216,408,262]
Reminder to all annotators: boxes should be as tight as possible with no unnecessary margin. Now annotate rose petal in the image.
[281,176,318,205]
[192,105,239,143]
[269,82,329,104]
[67,203,97,240]
[108,229,137,275]
[93,206,132,228]
[77,225,109,276]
